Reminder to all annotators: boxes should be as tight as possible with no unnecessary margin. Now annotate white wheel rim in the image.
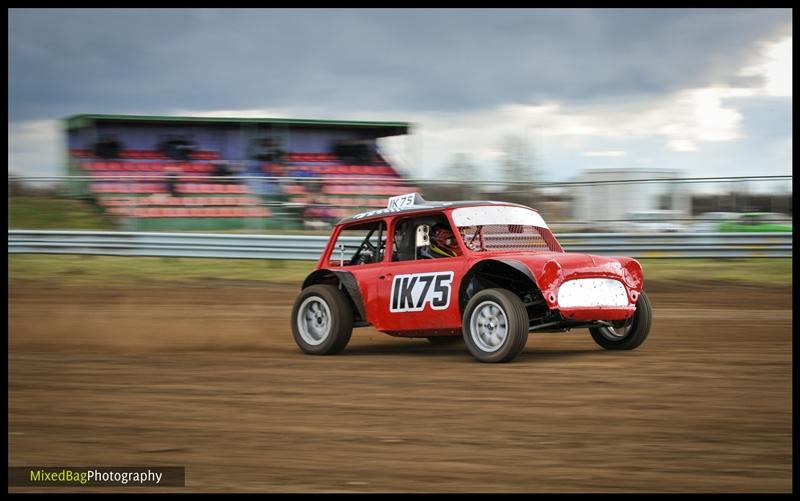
[470,300,508,353]
[297,296,332,346]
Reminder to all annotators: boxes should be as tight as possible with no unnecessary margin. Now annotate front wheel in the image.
[589,290,652,350]
[462,289,529,363]
[291,284,353,355]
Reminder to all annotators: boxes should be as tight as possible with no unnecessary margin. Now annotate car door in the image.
[371,216,466,335]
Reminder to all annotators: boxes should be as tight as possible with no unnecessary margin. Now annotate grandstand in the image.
[65,114,413,230]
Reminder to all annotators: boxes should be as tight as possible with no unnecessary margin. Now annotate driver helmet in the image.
[430,224,459,257]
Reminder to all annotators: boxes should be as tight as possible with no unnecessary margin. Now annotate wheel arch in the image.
[459,259,542,316]
[302,269,367,324]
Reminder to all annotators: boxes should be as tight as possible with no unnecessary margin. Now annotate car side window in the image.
[392,216,460,261]
[329,221,387,266]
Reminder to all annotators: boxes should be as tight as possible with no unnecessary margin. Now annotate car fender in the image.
[459,259,541,314]
[302,269,367,323]
[495,258,537,284]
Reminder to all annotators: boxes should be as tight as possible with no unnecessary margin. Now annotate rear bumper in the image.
[557,305,636,321]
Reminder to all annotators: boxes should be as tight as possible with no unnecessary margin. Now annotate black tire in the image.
[462,288,529,363]
[291,284,353,355]
[427,335,462,345]
[589,290,652,350]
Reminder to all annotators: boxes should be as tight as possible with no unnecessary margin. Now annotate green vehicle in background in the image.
[718,212,792,232]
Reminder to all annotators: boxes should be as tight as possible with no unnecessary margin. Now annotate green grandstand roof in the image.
[64,114,410,136]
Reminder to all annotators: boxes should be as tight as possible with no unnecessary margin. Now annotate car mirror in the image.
[337,243,346,266]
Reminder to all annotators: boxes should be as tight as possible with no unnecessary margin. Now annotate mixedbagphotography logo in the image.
[8,466,185,487]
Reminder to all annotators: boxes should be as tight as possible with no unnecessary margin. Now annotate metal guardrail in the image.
[8,230,792,259]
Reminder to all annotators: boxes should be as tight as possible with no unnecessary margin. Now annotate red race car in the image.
[292,193,651,363]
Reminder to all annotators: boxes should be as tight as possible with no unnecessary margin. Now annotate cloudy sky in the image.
[8,8,792,184]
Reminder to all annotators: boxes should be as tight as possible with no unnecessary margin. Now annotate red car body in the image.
[294,194,651,362]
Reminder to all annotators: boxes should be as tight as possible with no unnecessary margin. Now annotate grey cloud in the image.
[9,8,792,121]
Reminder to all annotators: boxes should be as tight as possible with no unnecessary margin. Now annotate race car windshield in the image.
[452,205,563,253]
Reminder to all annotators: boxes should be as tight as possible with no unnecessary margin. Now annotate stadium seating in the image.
[97,196,262,207]
[82,161,215,173]
[71,146,409,225]
[106,207,271,218]
[266,151,408,219]
[75,149,265,226]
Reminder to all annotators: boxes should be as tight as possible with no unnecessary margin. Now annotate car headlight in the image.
[539,259,562,291]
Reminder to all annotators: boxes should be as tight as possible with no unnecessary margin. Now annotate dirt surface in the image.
[8,279,792,492]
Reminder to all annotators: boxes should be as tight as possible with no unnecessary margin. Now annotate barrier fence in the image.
[8,230,792,259]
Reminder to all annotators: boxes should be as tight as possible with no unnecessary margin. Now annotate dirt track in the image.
[8,279,793,492]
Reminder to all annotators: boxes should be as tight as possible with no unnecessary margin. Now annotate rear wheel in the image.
[291,284,353,355]
[590,291,652,350]
[462,288,529,363]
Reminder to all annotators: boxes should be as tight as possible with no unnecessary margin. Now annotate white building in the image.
[572,168,691,224]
